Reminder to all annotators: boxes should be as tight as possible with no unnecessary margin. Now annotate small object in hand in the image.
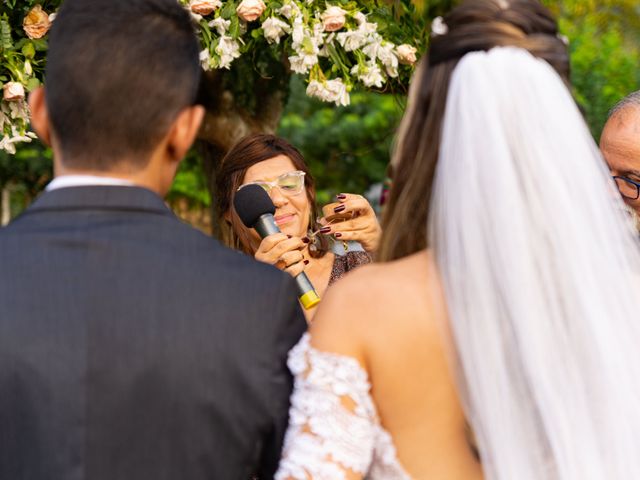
[322,202,352,222]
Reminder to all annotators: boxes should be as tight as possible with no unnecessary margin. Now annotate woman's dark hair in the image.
[215,134,329,257]
[377,0,570,262]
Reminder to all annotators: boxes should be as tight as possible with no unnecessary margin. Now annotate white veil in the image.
[429,47,640,479]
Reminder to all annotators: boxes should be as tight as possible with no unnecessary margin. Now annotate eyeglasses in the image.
[238,170,306,196]
[613,176,640,200]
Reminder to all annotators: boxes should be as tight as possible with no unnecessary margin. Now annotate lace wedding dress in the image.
[275,333,411,480]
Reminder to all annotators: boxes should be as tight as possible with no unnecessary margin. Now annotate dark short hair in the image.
[45,0,201,170]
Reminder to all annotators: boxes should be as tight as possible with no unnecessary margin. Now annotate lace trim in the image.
[276,333,411,480]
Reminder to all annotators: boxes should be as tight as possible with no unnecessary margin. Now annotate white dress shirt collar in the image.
[46,175,135,191]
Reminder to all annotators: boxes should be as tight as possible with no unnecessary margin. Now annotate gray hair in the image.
[608,90,640,119]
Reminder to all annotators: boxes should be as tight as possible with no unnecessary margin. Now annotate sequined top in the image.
[328,250,372,286]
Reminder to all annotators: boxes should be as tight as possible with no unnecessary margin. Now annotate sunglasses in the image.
[238,170,306,196]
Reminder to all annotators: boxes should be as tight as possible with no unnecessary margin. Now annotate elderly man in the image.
[600,91,640,216]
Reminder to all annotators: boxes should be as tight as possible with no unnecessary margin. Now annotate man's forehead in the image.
[605,106,640,136]
[602,107,640,152]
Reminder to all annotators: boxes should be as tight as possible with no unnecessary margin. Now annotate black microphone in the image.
[233,184,321,310]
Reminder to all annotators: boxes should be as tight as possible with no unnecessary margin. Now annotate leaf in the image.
[229,15,240,38]
[220,1,237,20]
[0,16,13,52]
[25,77,40,92]
[21,41,35,58]
[31,38,48,51]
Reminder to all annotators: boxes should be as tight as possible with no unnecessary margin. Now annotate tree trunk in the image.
[1,184,10,226]
[196,71,287,237]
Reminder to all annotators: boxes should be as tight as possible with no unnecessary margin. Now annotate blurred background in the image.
[1,0,639,232]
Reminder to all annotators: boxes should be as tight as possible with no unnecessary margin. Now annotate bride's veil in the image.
[429,47,640,479]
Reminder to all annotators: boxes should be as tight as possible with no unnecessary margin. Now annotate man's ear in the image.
[165,105,205,163]
[28,87,52,146]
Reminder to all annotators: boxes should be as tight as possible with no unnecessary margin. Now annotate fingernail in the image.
[302,237,310,243]
[337,194,347,200]
[334,205,346,213]
[304,260,309,265]
[334,232,342,238]
[320,226,331,234]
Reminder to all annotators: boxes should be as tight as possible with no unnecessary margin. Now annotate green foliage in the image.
[0,139,51,218]
[278,76,402,204]
[0,139,51,192]
[2,0,640,224]
[564,17,640,137]
[542,0,640,137]
[167,150,211,207]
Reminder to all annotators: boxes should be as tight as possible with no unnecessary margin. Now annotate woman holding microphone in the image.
[214,133,380,320]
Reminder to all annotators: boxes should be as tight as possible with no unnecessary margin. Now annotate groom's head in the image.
[29,0,205,194]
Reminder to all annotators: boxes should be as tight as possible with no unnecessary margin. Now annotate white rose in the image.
[288,50,318,74]
[352,12,367,25]
[358,20,378,35]
[3,82,25,102]
[291,16,304,46]
[306,78,349,106]
[351,62,384,88]
[262,18,291,44]
[199,49,211,71]
[209,17,230,35]
[215,36,241,69]
[322,6,347,32]
[189,0,221,16]
[324,78,350,106]
[336,30,368,52]
[396,44,417,65]
[277,2,301,20]
[369,42,398,77]
[236,0,266,22]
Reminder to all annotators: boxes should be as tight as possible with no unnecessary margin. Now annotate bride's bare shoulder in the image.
[311,250,446,358]
[324,249,438,311]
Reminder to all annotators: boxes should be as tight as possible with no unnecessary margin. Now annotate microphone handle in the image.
[254,213,281,238]
[254,213,321,310]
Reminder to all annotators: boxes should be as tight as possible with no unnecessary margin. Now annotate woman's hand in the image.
[254,233,307,278]
[321,193,381,253]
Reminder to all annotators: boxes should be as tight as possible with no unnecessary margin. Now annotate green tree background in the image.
[1,0,639,227]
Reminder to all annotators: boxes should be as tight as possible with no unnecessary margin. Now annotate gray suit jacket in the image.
[0,185,306,480]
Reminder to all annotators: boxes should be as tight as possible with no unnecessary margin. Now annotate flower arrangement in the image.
[183,0,419,106]
[0,2,59,154]
[0,0,423,154]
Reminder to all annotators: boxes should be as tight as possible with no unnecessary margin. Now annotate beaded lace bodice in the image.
[275,333,411,480]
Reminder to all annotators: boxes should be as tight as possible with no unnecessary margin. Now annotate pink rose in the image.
[322,6,347,32]
[3,82,25,102]
[236,0,266,22]
[23,5,51,40]
[189,0,221,16]
[396,44,417,65]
